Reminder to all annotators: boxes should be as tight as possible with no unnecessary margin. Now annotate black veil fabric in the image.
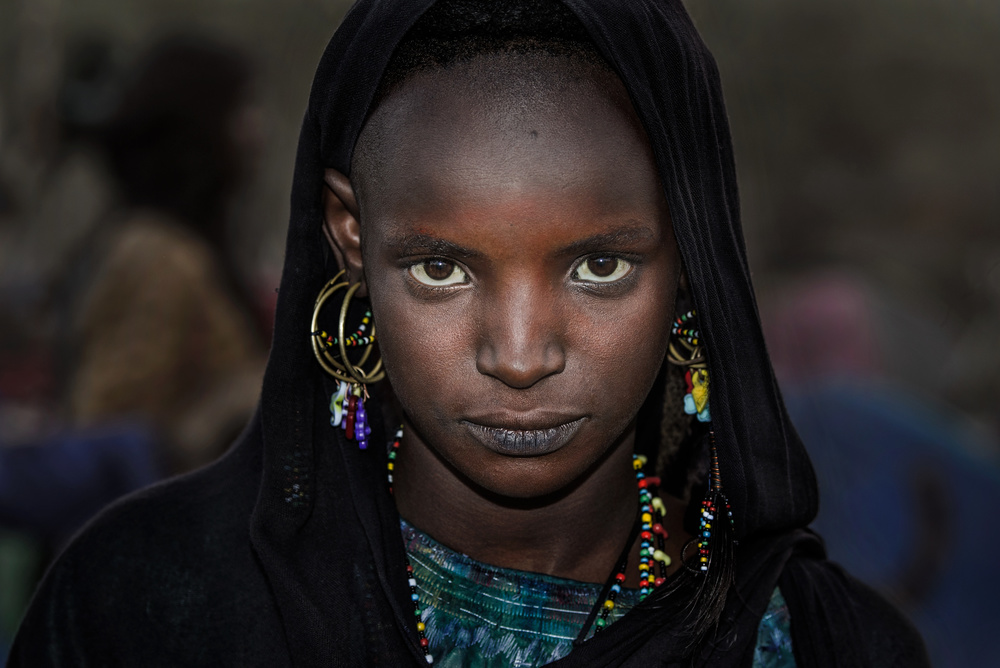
[267,0,817,549]
[10,1,929,666]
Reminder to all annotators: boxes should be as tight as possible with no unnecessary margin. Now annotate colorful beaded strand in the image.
[696,431,734,572]
[316,309,374,349]
[387,429,433,664]
[633,454,670,602]
[592,568,627,633]
[671,311,700,347]
[405,559,433,663]
[387,429,400,495]
[643,475,670,587]
[593,453,670,630]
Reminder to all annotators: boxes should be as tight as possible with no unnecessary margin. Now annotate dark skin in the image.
[324,53,690,587]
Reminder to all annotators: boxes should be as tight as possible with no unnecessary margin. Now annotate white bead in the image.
[408,578,417,587]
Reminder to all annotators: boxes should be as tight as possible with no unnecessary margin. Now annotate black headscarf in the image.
[10,1,928,666]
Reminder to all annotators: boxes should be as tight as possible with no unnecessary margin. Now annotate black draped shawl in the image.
[11,1,929,666]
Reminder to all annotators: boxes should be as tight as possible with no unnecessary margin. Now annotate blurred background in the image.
[0,0,997,664]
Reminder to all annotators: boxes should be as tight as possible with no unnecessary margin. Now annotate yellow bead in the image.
[603,600,614,610]
[705,523,711,529]
[641,513,652,523]
[701,557,708,562]
[387,462,394,470]
[417,622,425,632]
[639,563,649,571]
[633,459,643,470]
[653,550,672,566]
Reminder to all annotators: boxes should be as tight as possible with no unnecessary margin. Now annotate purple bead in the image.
[356,400,369,449]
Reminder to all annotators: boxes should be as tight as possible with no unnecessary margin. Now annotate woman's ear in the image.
[322,168,366,294]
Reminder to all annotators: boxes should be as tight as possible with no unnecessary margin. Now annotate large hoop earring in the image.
[310,270,385,384]
[667,310,710,422]
[666,310,706,368]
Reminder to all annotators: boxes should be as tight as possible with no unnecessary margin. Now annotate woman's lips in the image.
[462,417,586,456]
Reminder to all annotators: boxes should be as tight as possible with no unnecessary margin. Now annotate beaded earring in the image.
[667,309,736,579]
[329,381,371,450]
[669,311,710,422]
[311,270,382,449]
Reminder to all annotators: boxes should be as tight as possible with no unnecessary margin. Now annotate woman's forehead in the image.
[352,52,657,211]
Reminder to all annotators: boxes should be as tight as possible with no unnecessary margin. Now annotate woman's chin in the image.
[449,441,608,503]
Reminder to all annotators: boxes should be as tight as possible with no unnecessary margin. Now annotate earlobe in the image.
[322,168,366,294]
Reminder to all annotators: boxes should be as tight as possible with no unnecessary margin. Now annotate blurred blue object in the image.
[0,424,160,542]
[0,423,161,665]
[786,381,1000,668]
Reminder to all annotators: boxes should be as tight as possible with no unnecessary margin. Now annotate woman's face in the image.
[351,54,680,499]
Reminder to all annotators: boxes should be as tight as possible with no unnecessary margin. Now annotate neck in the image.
[393,418,639,585]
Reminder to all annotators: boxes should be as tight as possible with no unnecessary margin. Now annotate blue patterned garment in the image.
[402,520,796,667]
[754,588,796,668]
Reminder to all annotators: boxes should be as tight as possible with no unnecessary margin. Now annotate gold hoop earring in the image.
[667,310,709,423]
[666,311,706,370]
[310,270,385,384]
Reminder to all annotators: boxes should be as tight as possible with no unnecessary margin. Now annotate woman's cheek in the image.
[375,295,471,407]
[573,286,672,415]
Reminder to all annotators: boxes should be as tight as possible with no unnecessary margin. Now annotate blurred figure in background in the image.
[1,34,269,658]
[763,272,1000,668]
[55,35,267,474]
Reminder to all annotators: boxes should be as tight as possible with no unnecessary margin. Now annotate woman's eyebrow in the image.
[557,225,656,255]
[386,232,483,260]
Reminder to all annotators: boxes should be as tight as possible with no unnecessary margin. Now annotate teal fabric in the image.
[753,589,796,668]
[402,520,795,667]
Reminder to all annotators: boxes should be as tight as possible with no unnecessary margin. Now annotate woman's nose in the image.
[475,284,566,389]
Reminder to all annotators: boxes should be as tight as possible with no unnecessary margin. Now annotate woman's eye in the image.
[409,259,468,286]
[574,256,633,283]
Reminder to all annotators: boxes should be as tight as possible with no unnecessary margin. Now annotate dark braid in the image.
[656,362,702,502]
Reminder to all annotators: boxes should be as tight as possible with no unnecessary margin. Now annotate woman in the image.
[60,36,267,474]
[10,1,928,666]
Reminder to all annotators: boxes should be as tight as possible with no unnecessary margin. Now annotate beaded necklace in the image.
[387,428,673,665]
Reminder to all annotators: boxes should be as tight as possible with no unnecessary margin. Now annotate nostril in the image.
[476,341,565,389]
